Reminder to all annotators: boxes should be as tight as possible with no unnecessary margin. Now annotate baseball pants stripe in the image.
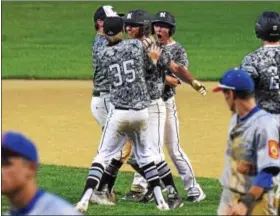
[165,96,196,189]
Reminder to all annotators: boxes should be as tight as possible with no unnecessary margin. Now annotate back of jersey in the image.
[97,39,150,110]
[92,34,109,92]
[241,45,280,114]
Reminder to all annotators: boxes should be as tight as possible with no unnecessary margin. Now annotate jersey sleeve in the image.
[174,46,189,68]
[240,55,259,81]
[255,118,280,175]
[158,47,172,70]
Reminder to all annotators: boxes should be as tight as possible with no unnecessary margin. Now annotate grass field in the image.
[2,1,278,80]
[1,164,221,215]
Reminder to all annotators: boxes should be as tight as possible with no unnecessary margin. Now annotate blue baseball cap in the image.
[212,68,255,92]
[2,131,38,163]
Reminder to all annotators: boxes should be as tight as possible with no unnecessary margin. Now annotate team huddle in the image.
[75,5,280,215]
[77,6,207,212]
[1,4,280,216]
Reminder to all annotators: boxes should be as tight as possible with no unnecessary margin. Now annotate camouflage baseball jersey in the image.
[96,39,151,110]
[241,45,280,114]
[92,34,109,92]
[161,41,189,101]
[144,45,172,100]
[220,106,280,194]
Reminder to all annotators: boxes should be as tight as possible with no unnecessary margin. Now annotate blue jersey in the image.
[220,107,280,194]
[5,189,82,215]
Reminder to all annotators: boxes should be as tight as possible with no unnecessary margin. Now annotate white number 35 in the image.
[109,60,136,87]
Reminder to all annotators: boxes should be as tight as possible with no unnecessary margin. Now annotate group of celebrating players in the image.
[74,5,280,216]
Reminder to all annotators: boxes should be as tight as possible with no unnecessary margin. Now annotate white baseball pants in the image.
[165,96,197,190]
[93,108,154,168]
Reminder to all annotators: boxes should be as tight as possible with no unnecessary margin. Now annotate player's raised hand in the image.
[142,35,156,50]
[148,44,162,65]
[191,80,207,96]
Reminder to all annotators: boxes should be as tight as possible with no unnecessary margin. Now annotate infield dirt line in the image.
[2,80,230,179]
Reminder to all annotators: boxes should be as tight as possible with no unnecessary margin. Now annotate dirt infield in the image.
[2,80,231,179]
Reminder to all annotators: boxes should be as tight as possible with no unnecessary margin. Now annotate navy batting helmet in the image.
[152,11,176,36]
[123,9,151,37]
[255,11,280,42]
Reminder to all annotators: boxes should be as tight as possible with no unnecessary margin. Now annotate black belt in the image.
[115,106,143,111]
[93,90,109,97]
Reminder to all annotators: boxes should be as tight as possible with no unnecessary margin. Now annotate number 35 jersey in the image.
[241,45,280,114]
[96,39,150,110]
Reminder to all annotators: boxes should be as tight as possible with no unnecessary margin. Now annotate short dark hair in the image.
[223,89,255,99]
[235,90,255,99]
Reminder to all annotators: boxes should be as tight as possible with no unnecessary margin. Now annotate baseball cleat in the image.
[108,190,116,203]
[90,190,115,205]
[167,193,184,209]
[139,187,155,203]
[187,184,206,202]
[122,185,147,201]
[156,200,170,211]
[121,190,146,201]
[74,200,89,213]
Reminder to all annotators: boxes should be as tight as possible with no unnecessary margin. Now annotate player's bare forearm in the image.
[168,61,194,84]
[168,61,207,96]
[165,75,181,88]
[247,185,265,200]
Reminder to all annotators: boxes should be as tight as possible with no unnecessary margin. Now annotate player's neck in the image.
[235,98,257,119]
[263,41,280,46]
[97,29,104,35]
[8,181,38,210]
[162,37,174,45]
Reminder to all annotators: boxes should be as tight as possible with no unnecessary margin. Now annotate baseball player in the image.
[91,5,117,127]
[2,131,82,215]
[90,5,131,201]
[142,11,205,202]
[240,11,280,214]
[75,16,170,212]
[213,68,280,215]
[91,9,186,209]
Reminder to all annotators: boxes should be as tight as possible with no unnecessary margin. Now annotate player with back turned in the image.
[240,11,280,214]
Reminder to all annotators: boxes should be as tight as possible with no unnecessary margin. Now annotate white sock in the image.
[153,186,165,205]
[81,188,93,203]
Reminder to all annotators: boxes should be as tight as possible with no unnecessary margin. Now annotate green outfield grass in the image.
[1,164,221,215]
[2,1,278,80]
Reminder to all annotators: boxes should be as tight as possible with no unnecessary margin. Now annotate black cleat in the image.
[167,193,184,209]
[139,188,154,203]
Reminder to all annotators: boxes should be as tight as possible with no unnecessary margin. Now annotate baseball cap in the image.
[104,16,124,36]
[2,131,38,163]
[94,5,122,22]
[212,68,255,92]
